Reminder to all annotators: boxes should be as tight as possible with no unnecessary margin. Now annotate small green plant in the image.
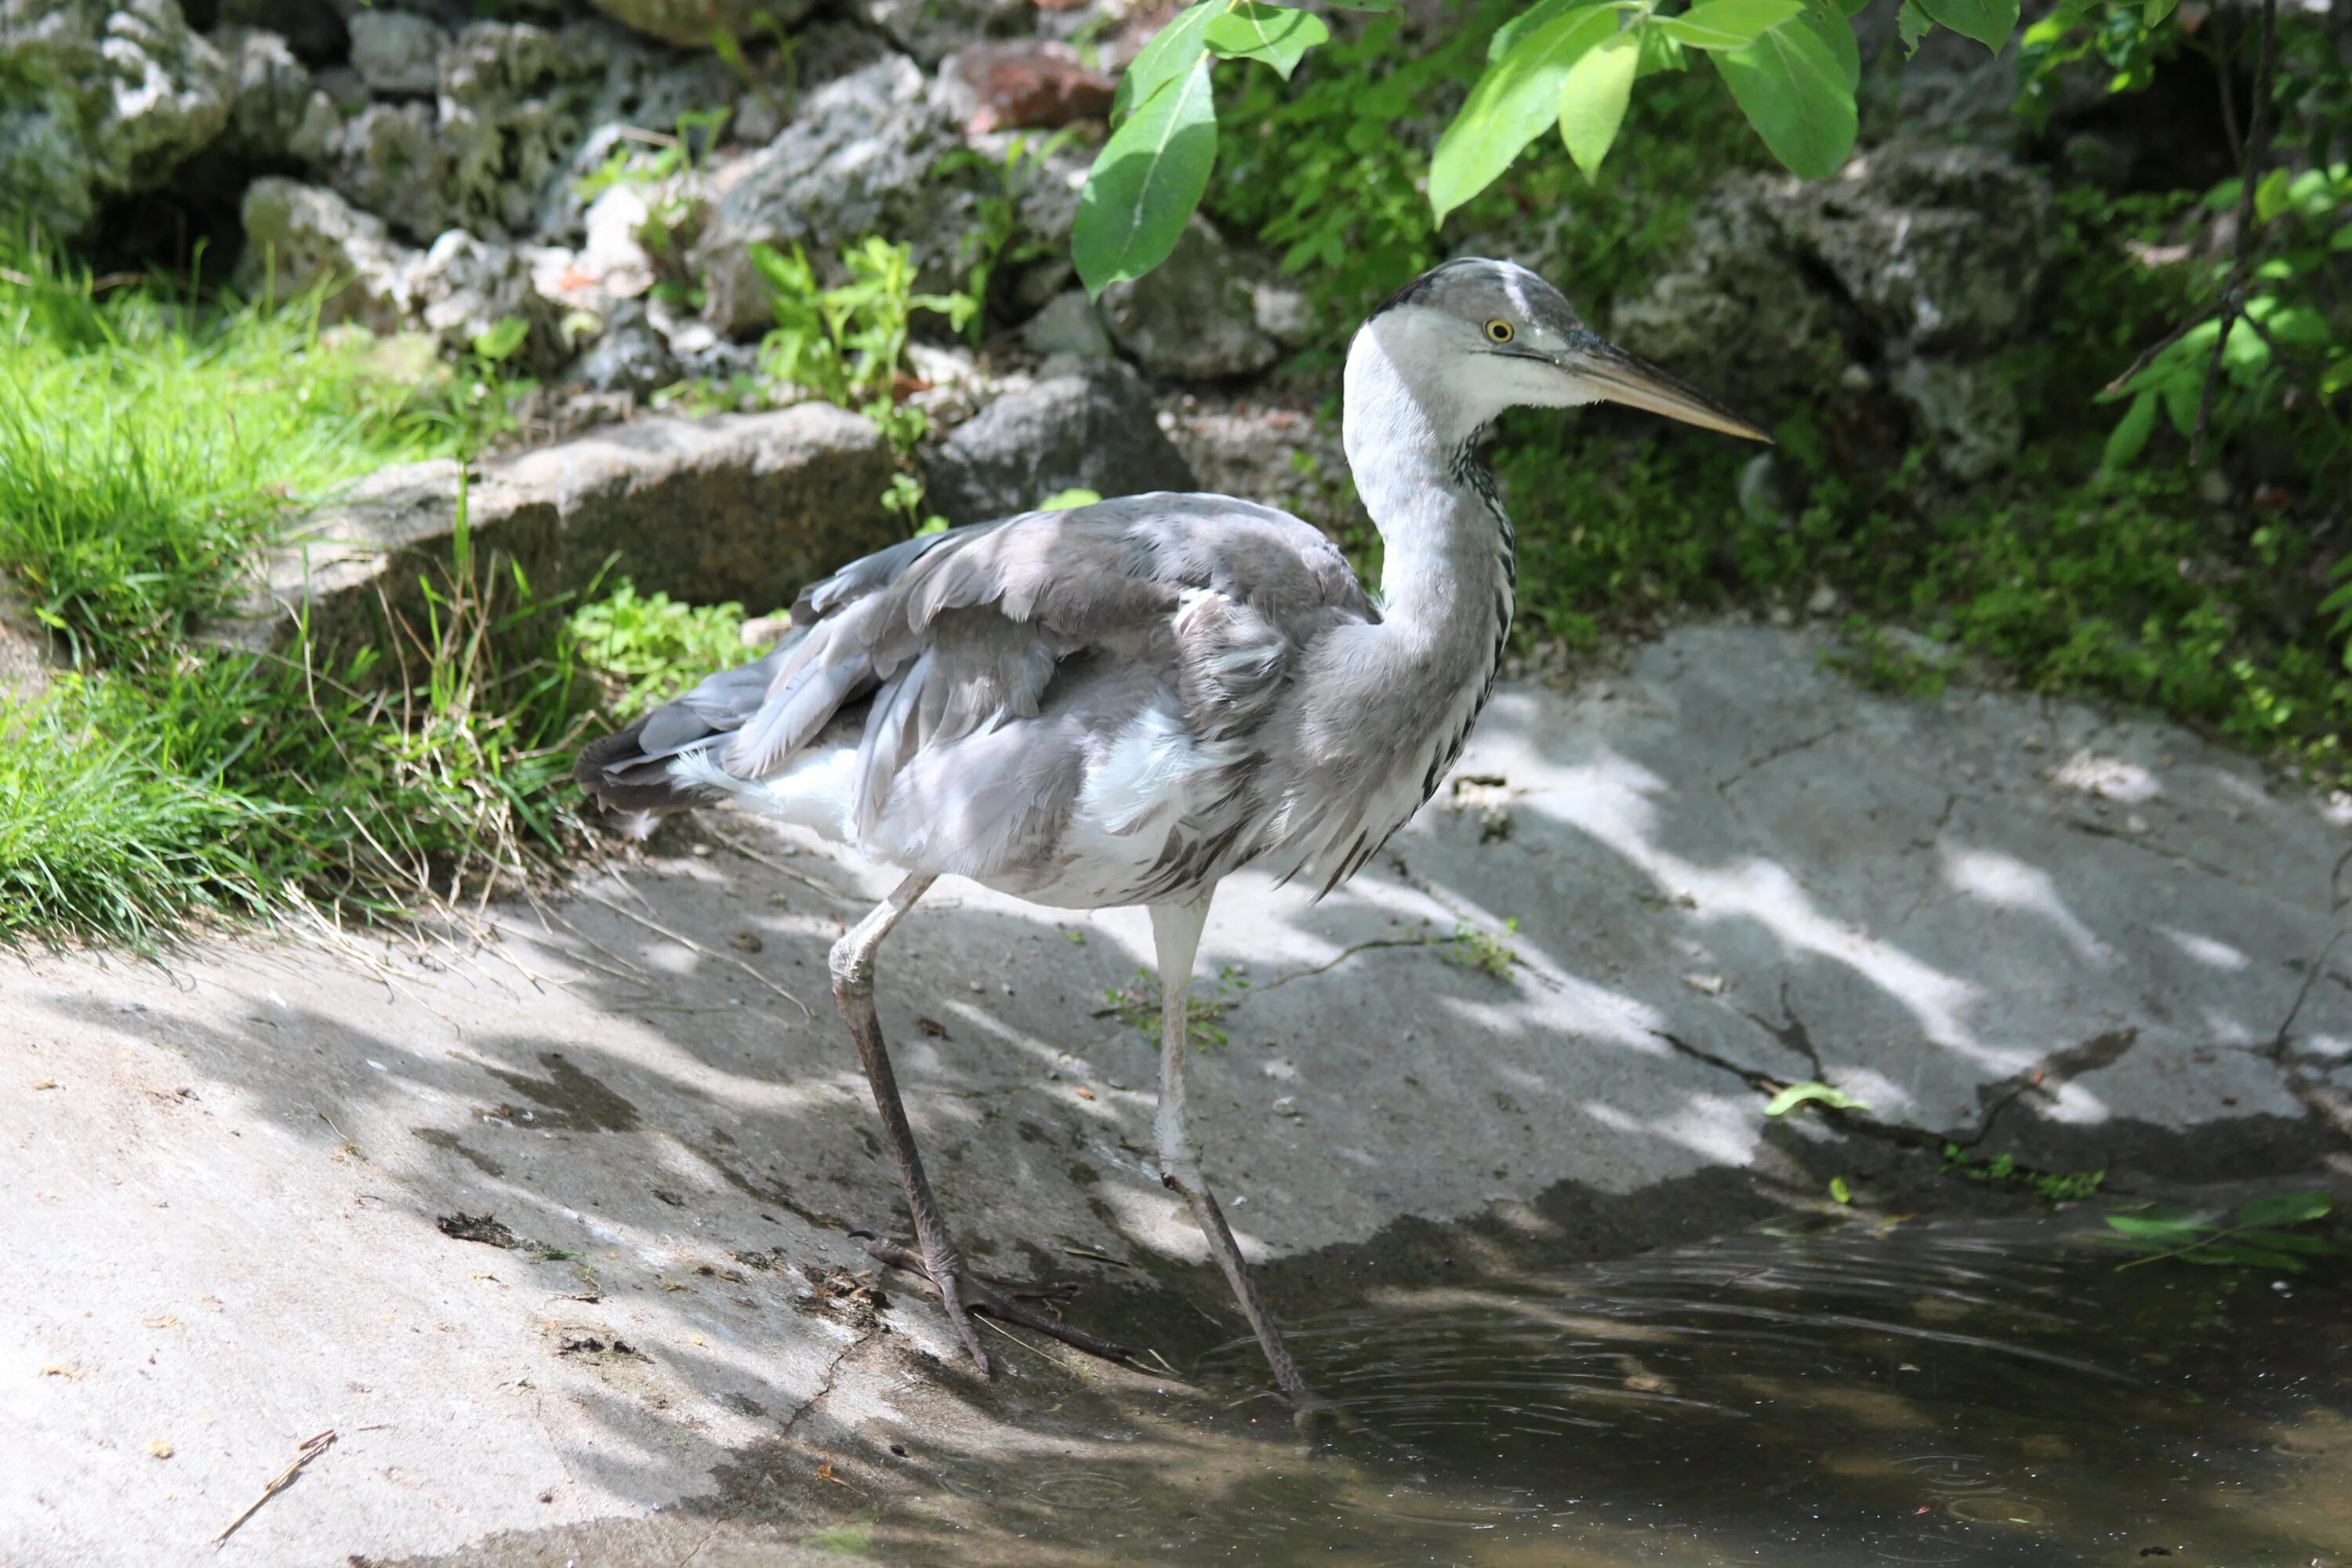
[1444,917,1520,977]
[1101,964,1246,1047]
[1940,1145,2107,1203]
[568,577,757,719]
[2093,1192,2338,1271]
[750,237,975,408]
[1826,620,1951,700]
[935,131,1073,344]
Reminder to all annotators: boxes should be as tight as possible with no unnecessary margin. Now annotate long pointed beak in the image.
[1563,336,1773,443]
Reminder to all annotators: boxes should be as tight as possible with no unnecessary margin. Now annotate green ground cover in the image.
[0,250,739,944]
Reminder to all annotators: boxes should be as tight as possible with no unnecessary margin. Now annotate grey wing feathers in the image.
[572,492,1374,829]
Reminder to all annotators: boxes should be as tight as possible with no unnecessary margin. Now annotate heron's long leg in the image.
[828,873,992,1374]
[1149,895,1312,1405]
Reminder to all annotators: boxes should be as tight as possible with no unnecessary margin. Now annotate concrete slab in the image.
[5,621,2348,1566]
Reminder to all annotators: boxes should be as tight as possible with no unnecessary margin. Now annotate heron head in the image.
[1351,257,1769,445]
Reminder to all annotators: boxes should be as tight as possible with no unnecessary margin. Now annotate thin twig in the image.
[702,824,858,902]
[575,888,812,1016]
[2190,0,2278,465]
[1253,935,1444,992]
[212,1428,335,1546]
[2100,303,2222,396]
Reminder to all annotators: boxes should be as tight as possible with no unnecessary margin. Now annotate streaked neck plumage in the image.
[1341,321,1518,691]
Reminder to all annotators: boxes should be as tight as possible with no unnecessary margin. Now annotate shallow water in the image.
[938,1207,2352,1568]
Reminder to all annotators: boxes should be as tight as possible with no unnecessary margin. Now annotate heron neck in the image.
[1342,354,1515,659]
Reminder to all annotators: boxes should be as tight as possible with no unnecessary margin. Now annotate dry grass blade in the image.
[702,824,857,902]
[212,1428,335,1546]
[577,887,812,1016]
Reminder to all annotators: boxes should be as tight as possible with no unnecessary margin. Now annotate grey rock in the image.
[1768,142,2055,355]
[310,62,368,112]
[1890,357,2021,481]
[583,0,815,50]
[1019,290,1112,360]
[323,20,733,245]
[1099,217,1279,380]
[224,402,897,655]
[345,6,443,96]
[93,0,231,191]
[215,25,322,162]
[0,2,111,237]
[850,0,1029,67]
[921,361,1196,527]
[408,228,568,373]
[572,296,681,396]
[232,176,419,332]
[694,54,976,335]
[325,100,451,241]
[1608,183,1843,408]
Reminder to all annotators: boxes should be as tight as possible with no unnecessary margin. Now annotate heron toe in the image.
[855,1231,1139,1367]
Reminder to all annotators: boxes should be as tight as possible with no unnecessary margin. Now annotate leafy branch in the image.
[2093,1191,2337,1271]
[1075,0,2058,293]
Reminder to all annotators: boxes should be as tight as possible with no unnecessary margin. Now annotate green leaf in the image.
[1327,0,1402,9]
[1762,1080,1871,1116]
[1828,1174,1853,1204]
[1112,0,1218,121]
[2253,167,2293,224]
[1635,24,1687,74]
[2101,390,2158,470]
[2103,1210,2215,1238]
[1715,16,1856,180]
[2230,1228,2338,1254]
[1802,0,1860,89]
[1204,2,1330,78]
[2143,0,2177,24]
[1040,487,1103,510]
[1896,0,1931,55]
[1432,2,1620,220]
[1490,0,1589,63]
[2185,1243,2307,1270]
[471,317,530,362]
[1660,0,1804,50]
[2234,1192,2331,1228]
[1915,0,2018,49]
[1074,60,1219,296]
[1558,29,1640,177]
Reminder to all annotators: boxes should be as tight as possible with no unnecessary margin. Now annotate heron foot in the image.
[852,1230,1138,1367]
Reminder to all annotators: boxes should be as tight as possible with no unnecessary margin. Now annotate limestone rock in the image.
[325,100,451,241]
[848,0,1029,67]
[1890,357,2021,482]
[345,6,443,96]
[582,0,814,50]
[233,176,419,332]
[1020,290,1112,360]
[1607,183,1843,408]
[1767,143,2055,355]
[694,54,975,336]
[921,361,1196,527]
[229,403,897,654]
[215,25,330,162]
[93,0,231,191]
[572,296,681,396]
[408,228,569,372]
[1098,217,1279,381]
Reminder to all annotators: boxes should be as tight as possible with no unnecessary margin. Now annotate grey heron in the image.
[575,258,1768,1403]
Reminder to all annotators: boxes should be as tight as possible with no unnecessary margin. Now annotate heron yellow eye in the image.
[1485,319,1514,343]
